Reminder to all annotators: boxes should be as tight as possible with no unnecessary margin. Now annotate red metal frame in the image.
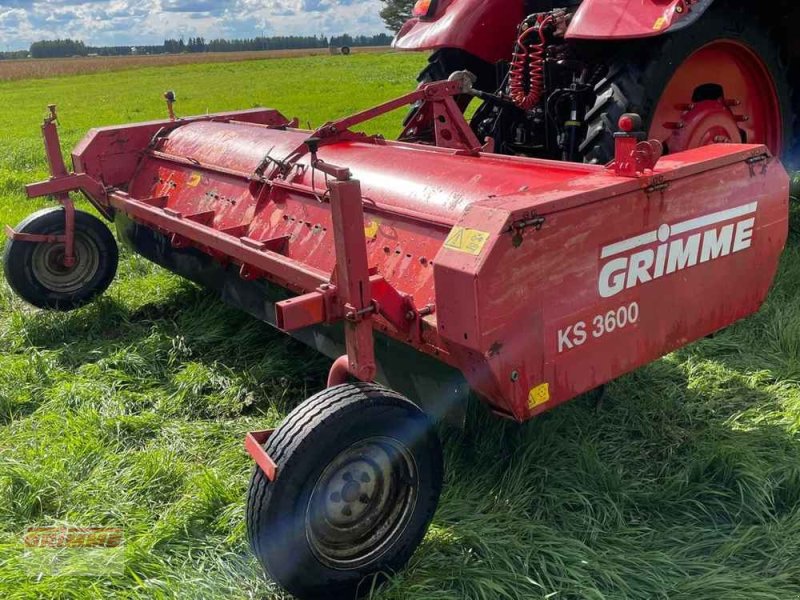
[314,79,485,155]
[611,115,663,177]
[15,80,789,435]
[6,106,78,267]
[18,81,472,388]
[244,430,278,481]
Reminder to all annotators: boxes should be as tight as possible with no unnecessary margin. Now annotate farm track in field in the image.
[1,52,800,599]
[0,46,391,81]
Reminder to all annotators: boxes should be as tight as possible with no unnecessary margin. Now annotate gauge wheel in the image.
[581,5,794,165]
[246,382,443,599]
[3,208,119,311]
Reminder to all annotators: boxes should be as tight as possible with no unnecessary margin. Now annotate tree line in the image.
[0,33,393,60]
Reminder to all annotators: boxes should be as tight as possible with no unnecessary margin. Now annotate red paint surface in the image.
[568,0,693,40]
[392,0,701,61]
[648,41,783,157]
[57,106,788,423]
[393,0,524,63]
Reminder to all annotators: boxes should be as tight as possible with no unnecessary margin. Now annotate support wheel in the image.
[247,383,443,599]
[3,208,119,311]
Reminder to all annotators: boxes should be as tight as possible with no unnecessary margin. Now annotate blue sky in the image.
[0,1,388,51]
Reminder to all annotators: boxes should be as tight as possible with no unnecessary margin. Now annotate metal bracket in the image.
[244,430,278,481]
[610,114,663,177]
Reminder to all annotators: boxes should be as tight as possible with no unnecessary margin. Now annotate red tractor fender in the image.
[566,0,714,40]
[393,0,716,64]
[393,0,525,64]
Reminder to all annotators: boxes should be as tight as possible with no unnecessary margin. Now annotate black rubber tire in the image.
[247,383,443,600]
[3,208,118,311]
[340,46,351,56]
[580,4,796,165]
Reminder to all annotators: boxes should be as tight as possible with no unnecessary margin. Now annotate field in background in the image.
[0,46,390,82]
[1,52,800,599]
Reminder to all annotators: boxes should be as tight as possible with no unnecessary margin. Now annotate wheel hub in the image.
[31,234,99,294]
[306,437,418,570]
[648,40,782,156]
[325,459,378,524]
[664,99,744,151]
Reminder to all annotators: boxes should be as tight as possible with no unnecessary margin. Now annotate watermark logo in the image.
[24,526,123,549]
[20,526,125,577]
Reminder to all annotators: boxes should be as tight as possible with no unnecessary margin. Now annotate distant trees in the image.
[0,50,28,60]
[30,39,87,59]
[0,33,394,61]
[380,0,415,32]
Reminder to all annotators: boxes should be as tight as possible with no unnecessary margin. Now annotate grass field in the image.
[1,51,800,600]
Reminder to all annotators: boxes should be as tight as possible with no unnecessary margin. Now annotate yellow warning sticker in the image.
[653,16,667,30]
[528,383,550,411]
[364,220,380,239]
[187,172,202,187]
[443,226,490,256]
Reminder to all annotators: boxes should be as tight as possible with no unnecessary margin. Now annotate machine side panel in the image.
[436,154,788,419]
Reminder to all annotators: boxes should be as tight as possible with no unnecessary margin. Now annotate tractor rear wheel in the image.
[402,48,496,139]
[3,208,119,311]
[246,382,443,600]
[581,6,794,165]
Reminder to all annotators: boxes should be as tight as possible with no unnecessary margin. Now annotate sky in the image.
[0,0,389,51]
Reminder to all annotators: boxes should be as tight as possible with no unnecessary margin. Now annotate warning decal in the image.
[652,16,667,30]
[528,383,550,411]
[187,172,202,187]
[443,226,490,256]
[364,220,380,239]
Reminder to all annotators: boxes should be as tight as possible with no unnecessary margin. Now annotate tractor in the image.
[394,0,800,167]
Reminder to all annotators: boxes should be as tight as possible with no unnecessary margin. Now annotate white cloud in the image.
[0,0,388,50]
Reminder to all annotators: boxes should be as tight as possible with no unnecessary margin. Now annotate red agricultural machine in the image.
[0,3,794,598]
[2,84,789,597]
[395,0,799,168]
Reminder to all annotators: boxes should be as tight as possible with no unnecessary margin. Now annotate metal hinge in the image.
[746,153,769,177]
[645,181,670,194]
[644,174,669,195]
[507,215,545,233]
[506,214,545,247]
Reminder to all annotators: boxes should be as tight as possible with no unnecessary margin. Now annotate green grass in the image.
[1,52,800,599]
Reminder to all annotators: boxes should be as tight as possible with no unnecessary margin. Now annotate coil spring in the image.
[509,16,553,111]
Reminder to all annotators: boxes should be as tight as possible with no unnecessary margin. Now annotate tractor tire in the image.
[580,4,795,165]
[403,48,496,130]
[3,208,119,311]
[246,382,443,600]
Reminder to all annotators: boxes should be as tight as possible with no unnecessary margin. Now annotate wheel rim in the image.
[305,436,419,570]
[648,40,782,155]
[31,233,100,294]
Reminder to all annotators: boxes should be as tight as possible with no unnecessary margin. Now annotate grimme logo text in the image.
[599,203,758,298]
